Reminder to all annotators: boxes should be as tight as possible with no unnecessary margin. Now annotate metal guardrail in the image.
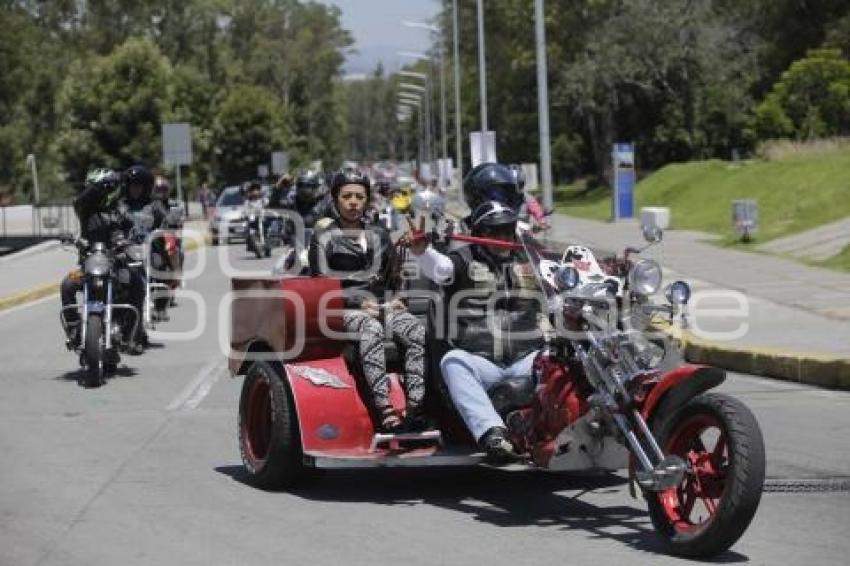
[0,202,79,238]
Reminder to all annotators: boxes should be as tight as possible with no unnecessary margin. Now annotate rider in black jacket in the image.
[407,163,543,462]
[60,168,149,353]
[308,168,427,432]
[117,165,166,237]
[290,170,330,228]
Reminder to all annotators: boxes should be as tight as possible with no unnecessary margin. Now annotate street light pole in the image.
[439,36,448,165]
[398,96,423,168]
[401,22,448,167]
[535,0,554,209]
[25,153,40,205]
[476,0,488,164]
[398,67,433,174]
[453,0,463,188]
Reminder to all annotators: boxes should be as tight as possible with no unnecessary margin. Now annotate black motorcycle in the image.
[60,238,141,388]
[243,201,269,258]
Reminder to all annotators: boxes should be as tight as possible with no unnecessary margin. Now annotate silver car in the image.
[210,186,247,245]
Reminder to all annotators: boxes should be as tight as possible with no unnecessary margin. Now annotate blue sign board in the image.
[612,142,635,220]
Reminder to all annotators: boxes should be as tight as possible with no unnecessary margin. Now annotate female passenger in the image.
[308,168,427,432]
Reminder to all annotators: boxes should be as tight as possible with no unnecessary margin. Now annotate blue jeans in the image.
[439,349,538,442]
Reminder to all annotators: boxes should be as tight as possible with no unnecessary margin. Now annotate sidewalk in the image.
[547,213,850,387]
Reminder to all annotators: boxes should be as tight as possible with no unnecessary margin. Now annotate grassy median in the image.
[555,140,850,264]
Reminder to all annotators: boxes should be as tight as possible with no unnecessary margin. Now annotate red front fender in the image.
[641,364,726,426]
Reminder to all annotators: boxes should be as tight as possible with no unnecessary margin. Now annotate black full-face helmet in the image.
[469,200,518,261]
[329,168,371,200]
[469,200,518,236]
[123,165,154,201]
[83,168,122,206]
[463,162,523,211]
[508,163,526,191]
[294,170,323,204]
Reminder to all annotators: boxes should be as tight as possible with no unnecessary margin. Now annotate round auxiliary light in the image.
[665,280,691,305]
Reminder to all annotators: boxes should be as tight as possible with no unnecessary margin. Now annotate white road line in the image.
[184,365,224,410]
[167,358,225,411]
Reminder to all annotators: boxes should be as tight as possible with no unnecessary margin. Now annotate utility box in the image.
[641,207,670,230]
[732,199,758,240]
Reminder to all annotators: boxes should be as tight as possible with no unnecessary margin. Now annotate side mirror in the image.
[641,224,663,244]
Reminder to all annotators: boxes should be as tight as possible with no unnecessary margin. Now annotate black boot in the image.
[65,320,81,349]
[401,407,433,432]
[128,328,149,355]
[478,426,519,464]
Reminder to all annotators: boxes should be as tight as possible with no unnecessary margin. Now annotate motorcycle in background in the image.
[60,238,141,388]
[148,206,185,320]
[244,200,271,258]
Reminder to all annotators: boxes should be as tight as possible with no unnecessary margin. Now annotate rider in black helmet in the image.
[462,162,525,212]
[117,165,164,352]
[60,167,153,354]
[119,165,166,232]
[278,170,331,238]
[407,166,545,463]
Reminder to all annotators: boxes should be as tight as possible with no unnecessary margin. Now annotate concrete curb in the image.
[0,239,61,264]
[0,231,210,313]
[655,323,850,390]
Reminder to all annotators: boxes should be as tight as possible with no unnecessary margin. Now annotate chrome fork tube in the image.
[613,413,654,471]
[632,408,666,462]
[81,283,89,346]
[105,280,113,349]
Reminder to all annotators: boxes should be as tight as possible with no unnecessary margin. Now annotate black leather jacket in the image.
[441,246,544,366]
[73,185,132,245]
[308,216,395,309]
[116,196,166,242]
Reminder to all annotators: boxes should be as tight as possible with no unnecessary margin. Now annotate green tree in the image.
[212,84,291,183]
[752,48,850,140]
[54,37,174,183]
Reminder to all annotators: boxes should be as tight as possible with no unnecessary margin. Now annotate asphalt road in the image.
[1,244,848,566]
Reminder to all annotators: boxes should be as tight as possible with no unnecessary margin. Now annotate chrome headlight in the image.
[555,266,580,291]
[84,252,111,276]
[126,244,145,262]
[665,280,691,305]
[628,259,662,295]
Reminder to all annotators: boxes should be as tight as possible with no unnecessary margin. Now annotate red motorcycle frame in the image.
[229,234,765,558]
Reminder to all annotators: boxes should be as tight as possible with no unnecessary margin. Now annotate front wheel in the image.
[647,393,765,558]
[238,361,308,490]
[83,313,105,388]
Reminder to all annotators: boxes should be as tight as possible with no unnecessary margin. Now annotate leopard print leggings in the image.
[342,310,426,412]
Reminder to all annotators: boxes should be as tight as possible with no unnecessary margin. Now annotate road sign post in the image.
[162,123,193,205]
[612,142,635,220]
[271,151,289,176]
[469,131,496,167]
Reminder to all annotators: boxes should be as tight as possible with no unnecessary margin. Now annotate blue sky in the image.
[317,0,442,78]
